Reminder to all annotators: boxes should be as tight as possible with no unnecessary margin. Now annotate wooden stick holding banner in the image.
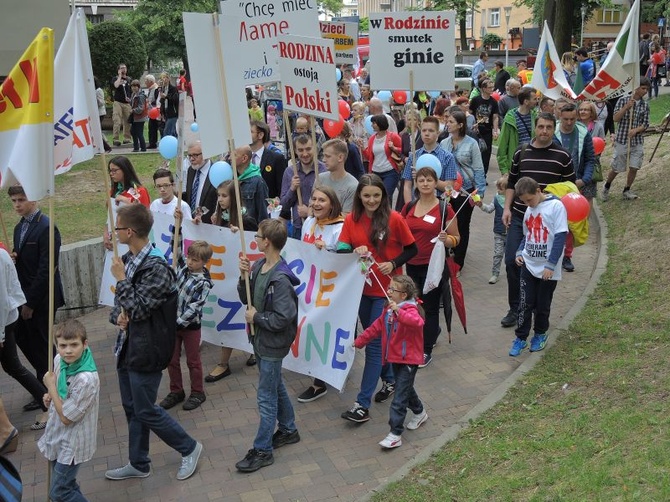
[172,91,187,268]
[0,209,10,246]
[212,12,253,334]
[311,116,320,189]
[409,70,417,192]
[99,152,119,258]
[649,112,670,162]
[284,109,302,207]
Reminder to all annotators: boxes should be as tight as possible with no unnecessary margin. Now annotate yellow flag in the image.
[0,27,55,200]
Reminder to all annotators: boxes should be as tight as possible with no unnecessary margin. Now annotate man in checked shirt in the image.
[602,77,651,201]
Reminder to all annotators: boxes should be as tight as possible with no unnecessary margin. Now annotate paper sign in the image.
[320,21,358,65]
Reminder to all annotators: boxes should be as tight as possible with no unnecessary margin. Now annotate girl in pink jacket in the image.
[354,275,428,449]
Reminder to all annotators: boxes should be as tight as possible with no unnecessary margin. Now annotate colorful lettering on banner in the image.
[99,211,364,390]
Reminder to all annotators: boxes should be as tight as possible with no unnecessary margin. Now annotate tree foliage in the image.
[359,17,369,33]
[482,33,503,48]
[319,0,345,17]
[89,21,147,85]
[429,0,473,49]
[120,0,217,68]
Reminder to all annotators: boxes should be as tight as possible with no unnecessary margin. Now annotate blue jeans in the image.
[504,216,524,314]
[356,295,394,409]
[50,461,86,502]
[253,356,297,453]
[389,363,423,435]
[163,117,177,137]
[375,169,400,201]
[117,367,196,471]
[515,266,558,340]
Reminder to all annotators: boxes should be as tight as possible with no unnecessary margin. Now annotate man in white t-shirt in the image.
[318,139,359,214]
[150,168,192,219]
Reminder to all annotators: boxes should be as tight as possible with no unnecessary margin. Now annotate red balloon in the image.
[148,107,160,120]
[491,91,501,102]
[454,172,463,192]
[323,115,345,138]
[338,100,351,120]
[561,193,590,223]
[592,136,605,155]
[392,90,407,104]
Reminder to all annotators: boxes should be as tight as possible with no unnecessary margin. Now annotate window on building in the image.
[465,9,472,30]
[601,8,622,24]
[489,8,500,27]
[351,9,357,15]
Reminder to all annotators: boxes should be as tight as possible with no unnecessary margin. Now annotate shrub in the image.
[89,21,147,90]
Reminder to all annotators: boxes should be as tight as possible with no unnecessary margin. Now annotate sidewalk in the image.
[3,157,601,501]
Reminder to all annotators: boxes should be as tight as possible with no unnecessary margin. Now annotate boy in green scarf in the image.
[38,319,99,502]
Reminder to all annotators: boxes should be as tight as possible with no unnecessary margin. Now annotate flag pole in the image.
[409,71,417,197]
[172,91,187,268]
[311,115,319,190]
[285,109,302,206]
[0,210,9,246]
[100,152,118,258]
[212,12,253,335]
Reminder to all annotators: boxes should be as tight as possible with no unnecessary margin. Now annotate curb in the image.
[362,199,609,500]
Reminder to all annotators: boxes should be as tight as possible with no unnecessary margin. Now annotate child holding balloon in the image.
[508,177,568,357]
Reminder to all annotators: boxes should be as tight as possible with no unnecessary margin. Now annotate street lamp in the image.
[580,4,587,47]
[504,6,512,67]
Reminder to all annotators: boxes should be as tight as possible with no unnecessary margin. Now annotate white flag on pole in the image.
[54,8,104,175]
[576,0,640,101]
[530,22,577,101]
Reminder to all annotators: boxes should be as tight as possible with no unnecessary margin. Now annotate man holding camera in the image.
[111,63,133,146]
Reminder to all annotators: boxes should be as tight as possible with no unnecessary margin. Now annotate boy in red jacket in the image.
[354,275,428,449]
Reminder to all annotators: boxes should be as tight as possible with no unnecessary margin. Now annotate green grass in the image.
[648,93,670,126]
[0,153,167,245]
[371,141,670,500]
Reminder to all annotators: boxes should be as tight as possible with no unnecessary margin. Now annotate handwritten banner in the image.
[100,210,364,390]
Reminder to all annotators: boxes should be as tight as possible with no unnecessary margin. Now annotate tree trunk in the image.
[554,0,573,55]
[460,16,468,51]
[542,0,556,31]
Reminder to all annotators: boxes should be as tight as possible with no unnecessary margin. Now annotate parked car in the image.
[455,64,474,92]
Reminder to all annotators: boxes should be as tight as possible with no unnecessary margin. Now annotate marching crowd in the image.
[0,45,652,500]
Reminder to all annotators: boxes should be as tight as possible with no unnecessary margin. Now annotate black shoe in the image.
[562,257,575,272]
[182,392,206,411]
[23,399,42,412]
[272,429,300,449]
[132,149,140,152]
[159,391,185,409]
[246,354,256,366]
[205,365,231,383]
[235,449,274,472]
[341,402,370,423]
[113,141,121,147]
[297,385,327,403]
[501,310,516,328]
[374,381,395,403]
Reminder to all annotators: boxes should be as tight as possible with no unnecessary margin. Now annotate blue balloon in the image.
[336,68,342,81]
[190,122,199,132]
[208,161,233,188]
[158,136,178,159]
[415,153,442,176]
[377,90,392,102]
[405,91,411,103]
[428,90,441,98]
[364,115,375,135]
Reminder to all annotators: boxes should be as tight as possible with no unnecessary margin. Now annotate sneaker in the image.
[488,275,499,284]
[379,432,402,449]
[235,448,274,473]
[509,337,528,357]
[374,381,395,403]
[272,429,300,449]
[623,190,639,200]
[113,141,121,147]
[159,391,185,410]
[530,333,548,352]
[406,410,428,430]
[562,257,575,272]
[297,386,327,403]
[418,353,432,368]
[601,186,610,201]
[501,310,517,328]
[105,463,151,480]
[177,442,203,480]
[341,402,370,423]
[182,392,206,411]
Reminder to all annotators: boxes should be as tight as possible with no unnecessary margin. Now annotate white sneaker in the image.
[623,190,639,200]
[406,410,428,430]
[379,432,402,449]
[488,275,499,284]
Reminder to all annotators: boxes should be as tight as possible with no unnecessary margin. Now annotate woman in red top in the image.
[401,167,460,367]
[337,174,417,423]
[108,156,150,207]
[364,114,402,202]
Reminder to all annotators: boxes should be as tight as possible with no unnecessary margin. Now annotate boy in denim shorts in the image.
[602,78,650,201]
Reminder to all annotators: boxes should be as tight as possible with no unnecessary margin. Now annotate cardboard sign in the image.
[320,21,358,65]
[368,11,456,90]
[277,34,339,120]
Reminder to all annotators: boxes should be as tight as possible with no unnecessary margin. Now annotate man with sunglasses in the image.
[183,142,217,224]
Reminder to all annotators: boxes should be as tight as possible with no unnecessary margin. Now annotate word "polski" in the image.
[278,41,334,64]
[284,87,332,113]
